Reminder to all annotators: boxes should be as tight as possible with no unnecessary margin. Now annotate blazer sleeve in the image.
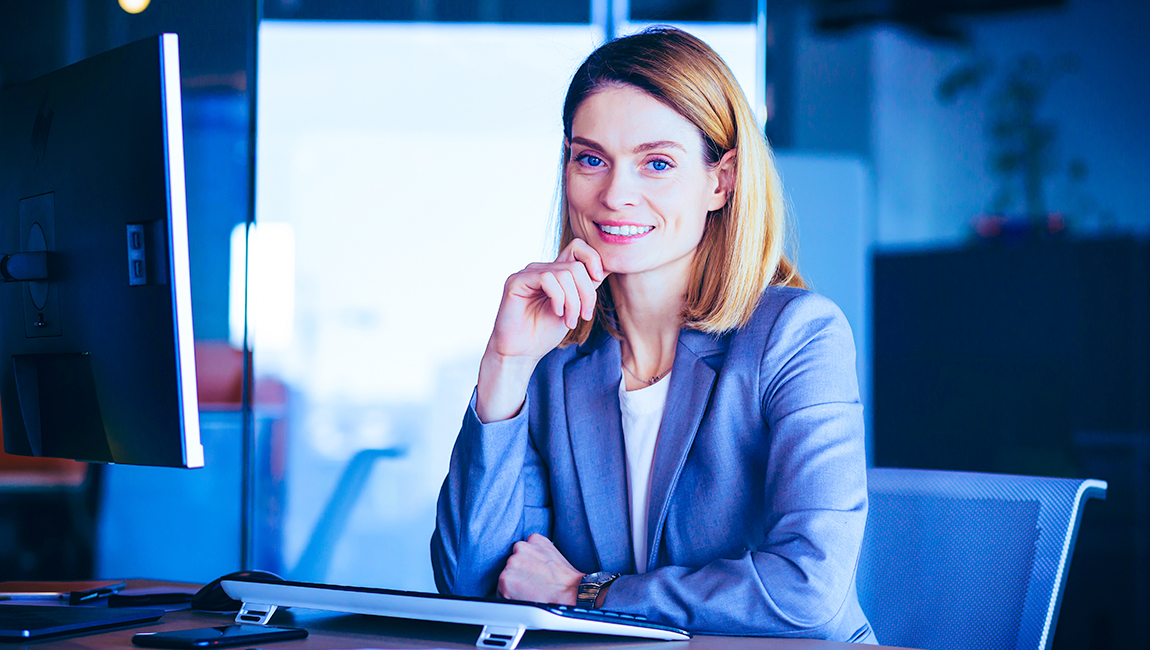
[601,292,868,637]
[430,389,554,597]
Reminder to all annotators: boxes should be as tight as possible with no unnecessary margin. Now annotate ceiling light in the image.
[118,0,151,15]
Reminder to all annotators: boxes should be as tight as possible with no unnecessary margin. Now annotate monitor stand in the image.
[11,353,112,462]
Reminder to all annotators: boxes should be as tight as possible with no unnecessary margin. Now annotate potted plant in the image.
[937,53,1088,240]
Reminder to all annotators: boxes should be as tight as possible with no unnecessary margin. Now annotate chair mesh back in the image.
[857,468,1105,650]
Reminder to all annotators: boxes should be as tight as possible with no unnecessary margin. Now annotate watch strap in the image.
[576,571,620,608]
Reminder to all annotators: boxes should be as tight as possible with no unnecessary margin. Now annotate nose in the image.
[600,168,640,211]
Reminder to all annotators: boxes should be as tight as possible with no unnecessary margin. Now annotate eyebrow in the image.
[570,136,686,154]
[633,140,685,153]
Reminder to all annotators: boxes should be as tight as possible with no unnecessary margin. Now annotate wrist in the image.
[476,350,537,423]
[594,582,611,609]
[480,346,540,377]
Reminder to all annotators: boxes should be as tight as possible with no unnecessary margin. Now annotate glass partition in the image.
[254,21,602,590]
[252,6,764,592]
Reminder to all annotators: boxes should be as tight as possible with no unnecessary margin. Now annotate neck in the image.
[610,259,690,389]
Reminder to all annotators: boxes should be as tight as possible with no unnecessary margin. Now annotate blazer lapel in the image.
[565,331,635,574]
[643,329,724,571]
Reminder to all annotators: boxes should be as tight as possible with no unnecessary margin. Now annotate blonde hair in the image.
[558,26,803,346]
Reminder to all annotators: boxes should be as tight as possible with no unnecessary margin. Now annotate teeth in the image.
[598,224,654,236]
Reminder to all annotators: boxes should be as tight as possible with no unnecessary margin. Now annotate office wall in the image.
[775,154,872,460]
[786,0,1150,246]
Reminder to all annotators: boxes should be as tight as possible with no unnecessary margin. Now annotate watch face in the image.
[581,571,605,584]
[582,571,619,585]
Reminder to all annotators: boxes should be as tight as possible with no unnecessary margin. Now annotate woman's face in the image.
[565,84,731,277]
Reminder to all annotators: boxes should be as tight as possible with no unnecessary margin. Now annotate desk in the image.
[10,582,913,650]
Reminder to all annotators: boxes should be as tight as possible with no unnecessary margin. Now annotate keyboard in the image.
[544,604,684,632]
[219,577,689,650]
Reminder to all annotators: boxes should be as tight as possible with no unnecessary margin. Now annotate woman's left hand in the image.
[497,534,584,604]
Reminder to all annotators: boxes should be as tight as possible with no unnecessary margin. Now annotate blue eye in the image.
[576,153,604,167]
[647,158,672,172]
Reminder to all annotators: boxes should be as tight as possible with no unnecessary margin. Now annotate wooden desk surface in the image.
[5,581,911,650]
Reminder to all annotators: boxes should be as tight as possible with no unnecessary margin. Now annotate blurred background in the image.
[0,0,1146,648]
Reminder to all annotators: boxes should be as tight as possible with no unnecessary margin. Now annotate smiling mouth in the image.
[597,223,654,236]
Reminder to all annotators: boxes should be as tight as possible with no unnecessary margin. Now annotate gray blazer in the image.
[431,287,874,642]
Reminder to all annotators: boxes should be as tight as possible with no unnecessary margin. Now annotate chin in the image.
[599,256,647,276]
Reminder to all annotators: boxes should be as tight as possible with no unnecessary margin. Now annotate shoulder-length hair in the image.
[558,26,803,347]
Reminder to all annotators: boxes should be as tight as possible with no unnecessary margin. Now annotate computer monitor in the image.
[0,34,203,468]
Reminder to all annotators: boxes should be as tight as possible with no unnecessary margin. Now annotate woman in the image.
[431,27,874,643]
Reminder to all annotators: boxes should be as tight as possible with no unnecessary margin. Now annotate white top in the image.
[618,372,671,574]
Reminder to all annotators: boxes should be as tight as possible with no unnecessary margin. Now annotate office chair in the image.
[856,468,1106,650]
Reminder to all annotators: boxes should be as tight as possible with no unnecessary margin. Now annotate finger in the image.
[513,538,548,561]
[526,533,557,550]
[555,239,606,284]
[559,261,598,322]
[511,540,544,560]
[504,267,545,299]
[503,552,525,570]
[497,566,511,599]
[537,271,566,319]
[568,239,607,284]
[522,535,563,565]
[554,270,581,329]
[498,574,519,600]
[555,239,580,263]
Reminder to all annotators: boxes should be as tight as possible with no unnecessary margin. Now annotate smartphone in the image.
[132,624,307,648]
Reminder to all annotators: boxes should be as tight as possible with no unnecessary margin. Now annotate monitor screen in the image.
[0,34,202,468]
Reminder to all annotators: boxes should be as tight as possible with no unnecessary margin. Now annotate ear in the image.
[707,149,737,212]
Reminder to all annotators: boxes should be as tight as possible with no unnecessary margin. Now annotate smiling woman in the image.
[431,26,875,644]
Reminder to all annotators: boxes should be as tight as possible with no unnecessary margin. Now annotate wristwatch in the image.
[576,571,620,608]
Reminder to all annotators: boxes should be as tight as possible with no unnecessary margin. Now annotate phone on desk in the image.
[132,625,307,648]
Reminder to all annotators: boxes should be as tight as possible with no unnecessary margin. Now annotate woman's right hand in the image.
[476,239,606,423]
